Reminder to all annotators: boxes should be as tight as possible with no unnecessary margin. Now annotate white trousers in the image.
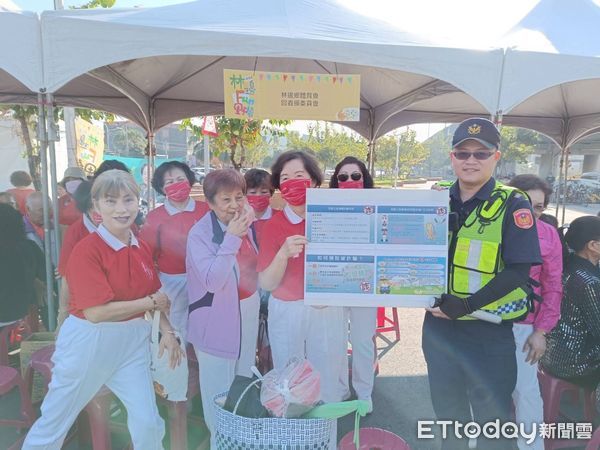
[238,292,261,377]
[159,272,189,343]
[194,291,260,449]
[339,306,378,401]
[23,316,165,450]
[512,323,545,450]
[267,297,347,403]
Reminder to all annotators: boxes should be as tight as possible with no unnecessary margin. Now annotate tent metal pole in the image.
[37,91,56,331]
[147,131,155,210]
[46,93,62,259]
[561,147,569,225]
[555,146,565,220]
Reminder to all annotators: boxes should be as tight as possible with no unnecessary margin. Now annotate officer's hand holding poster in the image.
[304,188,449,307]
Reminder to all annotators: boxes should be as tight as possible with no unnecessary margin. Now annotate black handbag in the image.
[224,375,269,418]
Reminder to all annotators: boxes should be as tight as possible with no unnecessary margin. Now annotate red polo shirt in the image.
[139,199,209,274]
[58,215,96,276]
[7,188,34,215]
[237,235,258,300]
[58,194,83,226]
[67,226,160,319]
[256,207,305,301]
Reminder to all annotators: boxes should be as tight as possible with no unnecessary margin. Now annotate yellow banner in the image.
[74,118,105,176]
[224,69,360,121]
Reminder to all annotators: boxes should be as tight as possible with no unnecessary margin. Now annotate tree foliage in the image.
[71,0,116,8]
[498,126,540,175]
[182,117,289,170]
[286,122,367,171]
[375,129,429,179]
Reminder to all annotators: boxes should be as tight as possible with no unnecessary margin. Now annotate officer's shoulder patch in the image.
[513,208,534,229]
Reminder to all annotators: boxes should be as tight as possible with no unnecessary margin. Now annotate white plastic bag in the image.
[260,357,321,418]
[148,310,188,401]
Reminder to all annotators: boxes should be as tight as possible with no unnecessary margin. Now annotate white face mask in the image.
[65,179,83,195]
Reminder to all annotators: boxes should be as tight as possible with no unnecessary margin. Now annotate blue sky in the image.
[15,0,186,11]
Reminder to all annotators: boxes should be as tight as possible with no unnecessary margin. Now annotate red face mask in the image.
[280,178,311,206]
[91,211,103,225]
[164,181,191,203]
[338,180,364,189]
[247,194,271,212]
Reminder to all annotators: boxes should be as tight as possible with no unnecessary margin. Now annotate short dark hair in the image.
[94,160,130,179]
[10,171,32,187]
[0,203,26,245]
[203,169,246,203]
[508,174,553,206]
[73,180,93,213]
[270,151,323,190]
[565,215,600,252]
[244,169,274,194]
[329,156,374,189]
[151,161,196,195]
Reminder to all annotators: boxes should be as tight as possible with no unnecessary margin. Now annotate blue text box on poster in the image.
[307,205,375,244]
[306,255,375,294]
[377,206,447,245]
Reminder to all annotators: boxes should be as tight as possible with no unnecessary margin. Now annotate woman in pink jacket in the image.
[508,174,563,450]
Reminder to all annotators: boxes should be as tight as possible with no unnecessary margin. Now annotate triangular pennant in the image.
[201,116,218,137]
[339,76,344,84]
[259,73,264,80]
[291,75,296,81]
[333,76,337,84]
[283,74,288,82]
[309,75,314,82]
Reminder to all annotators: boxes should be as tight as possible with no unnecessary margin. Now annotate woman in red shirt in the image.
[56,180,101,328]
[329,156,377,413]
[257,151,347,404]
[23,170,183,450]
[140,161,209,342]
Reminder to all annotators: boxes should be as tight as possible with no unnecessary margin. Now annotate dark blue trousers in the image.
[422,313,518,450]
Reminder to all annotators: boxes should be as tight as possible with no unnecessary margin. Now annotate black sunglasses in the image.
[337,172,362,182]
[452,151,495,161]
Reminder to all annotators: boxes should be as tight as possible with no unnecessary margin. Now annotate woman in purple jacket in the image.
[508,175,563,450]
[185,169,259,445]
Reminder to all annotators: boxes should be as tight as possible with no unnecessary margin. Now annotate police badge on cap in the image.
[452,118,500,150]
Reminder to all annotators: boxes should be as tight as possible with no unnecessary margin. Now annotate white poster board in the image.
[304,188,449,308]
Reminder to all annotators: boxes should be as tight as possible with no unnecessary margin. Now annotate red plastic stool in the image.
[25,344,118,450]
[585,426,600,450]
[376,307,400,341]
[538,368,596,450]
[0,365,35,450]
[0,321,23,365]
[339,427,411,449]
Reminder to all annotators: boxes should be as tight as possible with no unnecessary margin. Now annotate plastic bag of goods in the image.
[260,357,321,418]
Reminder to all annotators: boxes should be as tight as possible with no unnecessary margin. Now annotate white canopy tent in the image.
[38,0,505,170]
[0,9,42,103]
[0,7,58,330]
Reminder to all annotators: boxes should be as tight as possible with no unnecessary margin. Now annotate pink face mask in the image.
[338,180,364,189]
[247,195,271,212]
[280,178,311,206]
[65,179,83,195]
[164,181,191,203]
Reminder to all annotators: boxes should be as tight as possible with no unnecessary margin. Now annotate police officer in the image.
[422,118,541,450]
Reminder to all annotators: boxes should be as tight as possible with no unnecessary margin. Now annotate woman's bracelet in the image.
[149,294,157,311]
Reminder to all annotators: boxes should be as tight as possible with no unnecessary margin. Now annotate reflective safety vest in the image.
[449,181,530,322]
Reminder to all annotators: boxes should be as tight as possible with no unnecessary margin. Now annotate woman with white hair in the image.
[23,170,184,450]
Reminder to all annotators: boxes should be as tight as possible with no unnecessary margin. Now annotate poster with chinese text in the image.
[304,189,449,307]
[223,69,360,121]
